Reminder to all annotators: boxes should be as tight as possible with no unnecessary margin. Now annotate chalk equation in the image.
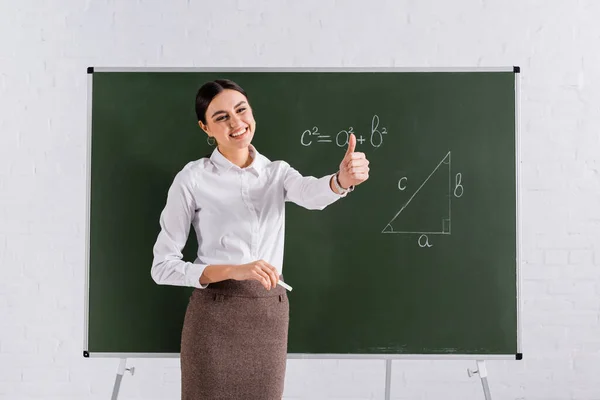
[300,115,387,148]
[382,151,464,248]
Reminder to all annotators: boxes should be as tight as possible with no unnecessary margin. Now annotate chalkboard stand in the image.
[110,358,134,400]
[384,359,493,399]
[467,360,492,400]
[104,358,493,399]
[385,359,392,400]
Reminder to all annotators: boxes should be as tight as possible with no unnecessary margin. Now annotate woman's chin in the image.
[230,133,253,147]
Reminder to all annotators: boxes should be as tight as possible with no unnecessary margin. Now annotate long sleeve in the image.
[151,169,209,288]
[282,162,347,210]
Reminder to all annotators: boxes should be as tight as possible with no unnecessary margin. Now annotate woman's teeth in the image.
[231,128,247,138]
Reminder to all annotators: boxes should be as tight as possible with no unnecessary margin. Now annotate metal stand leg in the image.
[385,359,392,400]
[467,360,492,400]
[111,358,135,400]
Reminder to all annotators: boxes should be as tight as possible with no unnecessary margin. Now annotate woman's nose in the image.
[229,115,241,127]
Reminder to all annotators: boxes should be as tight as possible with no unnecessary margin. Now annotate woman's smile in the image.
[230,126,249,139]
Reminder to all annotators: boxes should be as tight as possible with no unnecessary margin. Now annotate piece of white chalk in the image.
[278,279,292,291]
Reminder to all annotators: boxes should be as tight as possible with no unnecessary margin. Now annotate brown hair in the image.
[195,79,249,124]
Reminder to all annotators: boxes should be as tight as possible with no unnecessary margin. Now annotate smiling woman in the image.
[196,80,257,168]
[150,79,370,399]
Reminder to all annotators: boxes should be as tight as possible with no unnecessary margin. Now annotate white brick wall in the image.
[1,0,599,398]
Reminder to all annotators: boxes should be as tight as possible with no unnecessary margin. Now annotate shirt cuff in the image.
[186,262,210,288]
[326,173,349,198]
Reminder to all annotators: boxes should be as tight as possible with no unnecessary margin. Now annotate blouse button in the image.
[219,235,228,248]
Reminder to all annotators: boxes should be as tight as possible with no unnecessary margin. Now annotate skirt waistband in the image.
[196,276,287,298]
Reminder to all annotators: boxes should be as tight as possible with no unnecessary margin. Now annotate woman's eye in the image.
[237,107,246,113]
[216,115,227,122]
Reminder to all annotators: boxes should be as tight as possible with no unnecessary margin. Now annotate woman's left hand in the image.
[338,133,370,189]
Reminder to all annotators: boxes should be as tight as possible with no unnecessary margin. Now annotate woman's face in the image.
[199,89,256,151]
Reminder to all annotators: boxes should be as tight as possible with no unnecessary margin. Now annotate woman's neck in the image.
[218,146,252,168]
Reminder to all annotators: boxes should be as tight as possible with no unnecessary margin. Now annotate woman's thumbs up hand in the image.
[337,133,370,189]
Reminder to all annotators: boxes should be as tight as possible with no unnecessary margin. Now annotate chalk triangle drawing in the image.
[382,151,451,234]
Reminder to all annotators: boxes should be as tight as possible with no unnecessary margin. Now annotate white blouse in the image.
[151,144,347,288]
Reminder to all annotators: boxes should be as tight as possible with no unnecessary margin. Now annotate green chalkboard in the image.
[84,68,521,359]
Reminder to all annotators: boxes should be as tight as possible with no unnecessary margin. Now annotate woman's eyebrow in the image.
[211,101,247,118]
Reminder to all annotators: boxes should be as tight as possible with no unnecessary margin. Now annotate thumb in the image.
[345,133,356,157]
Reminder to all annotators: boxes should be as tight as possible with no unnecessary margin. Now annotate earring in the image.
[207,136,216,146]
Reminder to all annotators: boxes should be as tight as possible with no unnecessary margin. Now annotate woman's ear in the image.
[198,120,209,134]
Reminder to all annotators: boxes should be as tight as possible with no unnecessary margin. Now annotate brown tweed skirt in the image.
[180,277,289,400]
